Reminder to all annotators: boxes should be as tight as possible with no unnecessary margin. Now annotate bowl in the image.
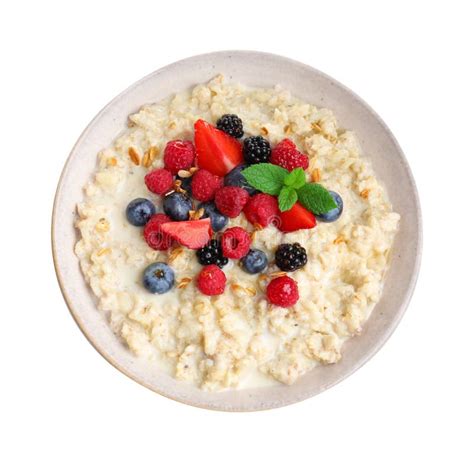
[52,51,422,411]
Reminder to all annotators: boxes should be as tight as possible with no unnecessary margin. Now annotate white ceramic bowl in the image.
[52,51,422,411]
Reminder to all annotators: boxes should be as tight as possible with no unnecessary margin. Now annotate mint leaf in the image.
[297,183,337,215]
[284,168,306,189]
[278,186,298,212]
[241,164,288,195]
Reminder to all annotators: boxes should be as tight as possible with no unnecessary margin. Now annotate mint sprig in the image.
[278,186,298,211]
[242,163,338,215]
[241,164,287,195]
[297,183,337,215]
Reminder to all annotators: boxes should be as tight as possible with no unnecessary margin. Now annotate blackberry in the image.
[216,114,244,139]
[243,136,271,164]
[275,243,307,272]
[196,239,228,267]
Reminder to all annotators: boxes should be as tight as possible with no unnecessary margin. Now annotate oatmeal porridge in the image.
[74,75,400,391]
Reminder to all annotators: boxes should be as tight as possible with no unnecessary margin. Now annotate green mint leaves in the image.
[240,163,288,195]
[242,163,337,214]
[297,183,337,215]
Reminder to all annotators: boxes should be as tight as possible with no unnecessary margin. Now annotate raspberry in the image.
[197,264,227,295]
[270,138,309,171]
[221,227,251,259]
[243,193,279,227]
[214,186,250,218]
[144,168,174,195]
[164,140,195,174]
[143,214,173,250]
[266,276,299,307]
[191,169,223,202]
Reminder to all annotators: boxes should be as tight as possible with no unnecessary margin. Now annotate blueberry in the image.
[240,249,268,274]
[316,191,343,223]
[126,198,156,226]
[224,164,257,195]
[143,262,175,294]
[178,176,192,195]
[163,192,192,221]
[199,201,229,232]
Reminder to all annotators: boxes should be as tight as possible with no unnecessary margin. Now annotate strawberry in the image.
[160,218,212,249]
[277,202,316,233]
[194,119,243,176]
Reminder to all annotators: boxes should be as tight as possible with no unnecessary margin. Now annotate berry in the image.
[278,202,316,233]
[160,218,212,249]
[275,243,308,272]
[197,264,227,296]
[196,239,228,267]
[243,193,279,227]
[126,198,156,226]
[143,262,175,294]
[215,186,250,218]
[243,136,271,164]
[191,169,223,202]
[315,191,343,222]
[143,214,173,250]
[178,176,192,195]
[221,227,251,259]
[163,192,192,221]
[163,140,195,174]
[267,276,299,307]
[144,168,173,195]
[194,119,243,176]
[198,201,229,232]
[240,249,268,274]
[224,164,257,195]
[216,114,244,138]
[270,138,309,171]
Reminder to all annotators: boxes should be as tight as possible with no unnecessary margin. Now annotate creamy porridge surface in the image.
[75,75,400,390]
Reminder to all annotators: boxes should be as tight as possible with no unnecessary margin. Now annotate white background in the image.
[1,1,473,461]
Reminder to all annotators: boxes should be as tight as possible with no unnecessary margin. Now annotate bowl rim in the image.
[52,50,423,411]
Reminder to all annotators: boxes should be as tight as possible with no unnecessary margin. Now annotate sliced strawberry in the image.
[278,202,317,233]
[160,218,212,249]
[194,119,243,176]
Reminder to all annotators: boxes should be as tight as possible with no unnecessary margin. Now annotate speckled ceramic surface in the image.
[52,51,422,411]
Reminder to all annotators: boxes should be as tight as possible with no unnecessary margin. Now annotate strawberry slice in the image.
[160,218,212,249]
[278,202,316,233]
[194,119,243,176]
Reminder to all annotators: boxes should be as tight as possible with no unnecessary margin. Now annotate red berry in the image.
[144,168,173,195]
[191,169,223,202]
[197,264,227,296]
[160,218,212,249]
[243,193,279,227]
[270,138,309,171]
[164,140,195,174]
[194,119,243,176]
[215,186,250,218]
[221,227,251,259]
[278,202,316,233]
[266,276,299,307]
[143,214,173,250]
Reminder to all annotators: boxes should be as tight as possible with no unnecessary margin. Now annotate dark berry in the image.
[178,176,193,195]
[143,262,175,294]
[216,114,244,138]
[240,249,268,274]
[315,191,343,223]
[275,243,308,272]
[126,198,156,226]
[199,202,229,232]
[163,192,192,221]
[224,164,257,195]
[196,239,228,267]
[243,136,271,164]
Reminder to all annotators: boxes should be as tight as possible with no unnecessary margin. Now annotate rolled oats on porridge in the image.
[75,75,400,390]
